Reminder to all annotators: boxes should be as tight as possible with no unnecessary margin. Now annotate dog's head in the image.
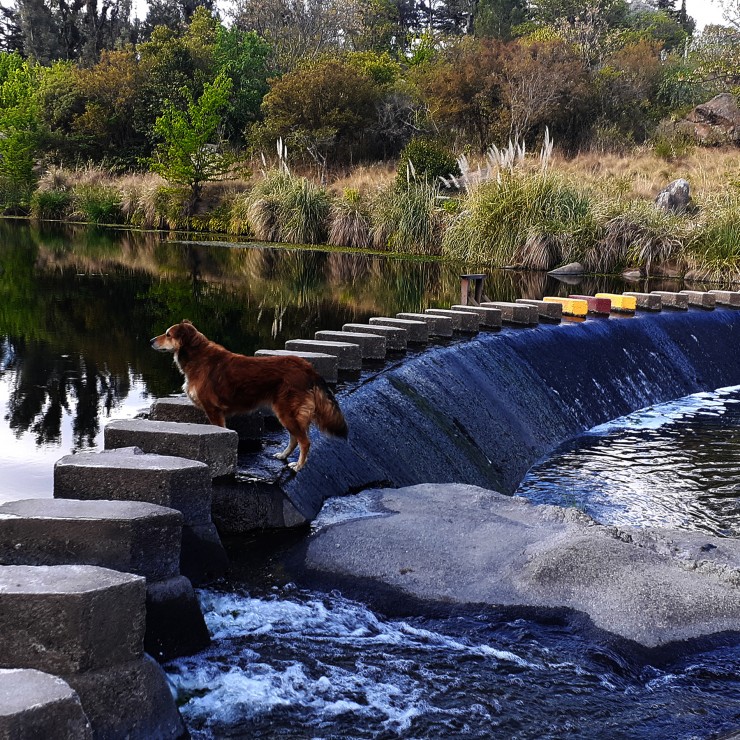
[150,320,200,354]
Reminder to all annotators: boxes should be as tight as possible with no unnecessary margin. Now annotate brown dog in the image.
[150,320,348,471]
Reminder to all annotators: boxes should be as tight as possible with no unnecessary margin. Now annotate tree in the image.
[0,53,43,209]
[474,0,528,39]
[214,25,270,141]
[152,70,236,210]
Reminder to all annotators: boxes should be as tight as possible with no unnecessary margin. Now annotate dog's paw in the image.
[288,461,303,472]
[274,452,288,461]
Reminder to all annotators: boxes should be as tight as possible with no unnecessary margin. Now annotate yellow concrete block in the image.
[543,296,588,317]
[595,293,637,312]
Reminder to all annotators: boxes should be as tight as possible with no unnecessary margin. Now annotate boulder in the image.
[655,178,692,214]
[684,93,740,145]
[301,484,740,649]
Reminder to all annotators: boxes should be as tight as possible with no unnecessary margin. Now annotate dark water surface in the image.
[3,222,740,739]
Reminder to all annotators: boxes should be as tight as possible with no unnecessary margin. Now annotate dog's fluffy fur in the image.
[150,320,348,471]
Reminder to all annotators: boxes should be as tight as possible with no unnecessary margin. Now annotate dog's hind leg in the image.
[200,402,226,427]
[274,435,297,462]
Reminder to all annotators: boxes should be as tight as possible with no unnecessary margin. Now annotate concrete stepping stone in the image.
[343,323,407,351]
[651,290,689,309]
[543,296,588,317]
[0,499,182,582]
[623,291,662,311]
[0,564,145,674]
[0,499,209,661]
[482,301,537,325]
[54,447,228,586]
[150,396,264,442]
[595,293,637,313]
[315,330,386,360]
[104,419,238,478]
[369,317,429,343]
[284,339,362,371]
[396,312,454,337]
[516,299,562,322]
[680,290,716,308]
[709,290,740,307]
[451,305,502,329]
[569,294,612,315]
[254,349,338,383]
[0,668,91,739]
[425,308,480,333]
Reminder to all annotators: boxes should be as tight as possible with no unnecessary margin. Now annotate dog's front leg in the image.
[275,435,297,462]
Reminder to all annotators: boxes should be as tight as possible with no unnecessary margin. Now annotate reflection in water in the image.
[0,218,724,498]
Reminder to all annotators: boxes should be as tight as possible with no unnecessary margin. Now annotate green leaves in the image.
[152,70,237,209]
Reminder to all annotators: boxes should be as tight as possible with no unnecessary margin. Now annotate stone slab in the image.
[54,448,213,526]
[343,323,407,352]
[396,312,454,337]
[284,339,361,371]
[369,317,428,343]
[64,656,186,740]
[680,290,717,308]
[595,293,637,312]
[651,291,689,309]
[254,349,338,383]
[0,669,91,740]
[623,292,663,311]
[481,301,536,325]
[543,297,588,317]
[180,522,230,585]
[0,565,145,674]
[424,309,480,333]
[0,498,182,582]
[303,484,740,648]
[709,290,740,307]
[516,299,562,322]
[315,330,386,360]
[150,396,264,441]
[104,420,238,478]
[570,294,612,315]
[450,305,502,329]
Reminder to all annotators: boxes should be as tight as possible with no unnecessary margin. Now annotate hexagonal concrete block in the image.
[425,309,480,333]
[623,292,662,311]
[709,290,740,307]
[0,498,182,582]
[254,349,338,383]
[516,299,562,322]
[396,312,454,337]
[679,290,716,309]
[0,565,145,675]
[315,330,386,360]
[451,305,502,329]
[651,291,689,310]
[0,669,92,740]
[104,420,238,478]
[284,339,362,371]
[369,317,428,343]
[150,396,264,442]
[481,301,536,325]
[54,447,212,526]
[342,323,407,352]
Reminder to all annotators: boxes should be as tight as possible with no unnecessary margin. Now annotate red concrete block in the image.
[569,295,611,316]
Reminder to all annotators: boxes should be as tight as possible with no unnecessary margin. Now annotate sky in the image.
[685,0,727,30]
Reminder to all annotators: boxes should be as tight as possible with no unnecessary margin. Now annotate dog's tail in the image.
[312,378,349,439]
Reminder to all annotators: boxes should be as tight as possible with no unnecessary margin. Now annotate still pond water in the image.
[3,221,740,739]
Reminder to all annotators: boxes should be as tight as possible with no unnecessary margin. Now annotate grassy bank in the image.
[22,147,740,282]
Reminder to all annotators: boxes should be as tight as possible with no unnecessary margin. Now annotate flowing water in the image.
[165,388,740,740]
[3,222,740,738]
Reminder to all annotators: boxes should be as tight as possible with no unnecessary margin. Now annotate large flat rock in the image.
[302,484,740,648]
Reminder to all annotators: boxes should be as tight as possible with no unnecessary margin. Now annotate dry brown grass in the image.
[327,162,396,196]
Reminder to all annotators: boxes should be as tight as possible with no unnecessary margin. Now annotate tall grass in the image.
[442,170,595,268]
[371,183,446,255]
[71,184,123,224]
[685,191,740,282]
[328,189,371,249]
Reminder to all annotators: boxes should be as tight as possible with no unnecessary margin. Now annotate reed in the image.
[71,184,123,225]
[328,189,372,249]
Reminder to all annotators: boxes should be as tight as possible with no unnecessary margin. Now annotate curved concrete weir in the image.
[283,308,740,521]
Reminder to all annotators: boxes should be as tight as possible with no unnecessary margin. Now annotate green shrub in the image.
[72,184,123,224]
[652,122,695,161]
[153,186,191,230]
[30,188,72,220]
[396,138,460,189]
